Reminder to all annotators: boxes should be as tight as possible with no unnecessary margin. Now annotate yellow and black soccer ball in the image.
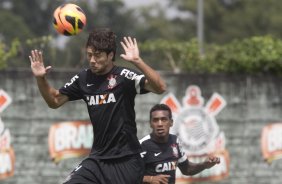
[53,3,86,36]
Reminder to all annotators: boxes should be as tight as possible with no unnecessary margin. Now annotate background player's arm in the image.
[120,37,166,94]
[29,49,69,108]
[178,156,220,176]
[143,174,170,184]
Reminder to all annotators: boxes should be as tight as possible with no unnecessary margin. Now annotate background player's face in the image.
[150,110,173,142]
[86,47,114,75]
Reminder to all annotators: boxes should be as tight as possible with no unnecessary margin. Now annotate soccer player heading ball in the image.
[29,28,166,183]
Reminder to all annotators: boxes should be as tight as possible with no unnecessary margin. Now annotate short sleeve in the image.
[136,75,149,94]
[123,68,149,95]
[59,74,82,101]
[177,137,188,164]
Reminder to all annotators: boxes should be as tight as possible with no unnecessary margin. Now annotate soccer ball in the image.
[53,3,86,36]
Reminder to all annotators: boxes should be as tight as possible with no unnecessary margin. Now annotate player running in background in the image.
[29,28,166,184]
[140,104,220,184]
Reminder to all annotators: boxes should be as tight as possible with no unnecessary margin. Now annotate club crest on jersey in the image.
[171,144,178,158]
[107,74,117,89]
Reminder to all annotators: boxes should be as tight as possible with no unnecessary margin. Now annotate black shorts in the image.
[62,154,145,184]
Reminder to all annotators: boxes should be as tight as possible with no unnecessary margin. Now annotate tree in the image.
[140,35,282,74]
[0,39,19,69]
[10,0,60,36]
[0,10,33,43]
[168,0,282,43]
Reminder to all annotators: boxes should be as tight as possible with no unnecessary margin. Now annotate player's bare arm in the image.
[120,37,166,94]
[29,49,69,108]
[179,155,220,176]
[143,174,170,184]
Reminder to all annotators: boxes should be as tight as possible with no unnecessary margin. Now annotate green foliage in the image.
[213,36,282,74]
[10,0,60,36]
[133,5,195,42]
[0,39,20,69]
[84,0,137,37]
[1,0,282,73]
[0,10,34,42]
[168,0,282,43]
[140,35,282,74]
[26,35,53,48]
[140,39,199,72]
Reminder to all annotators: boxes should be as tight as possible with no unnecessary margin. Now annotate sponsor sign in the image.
[0,90,12,113]
[161,85,229,182]
[0,128,11,150]
[0,149,15,180]
[261,123,282,163]
[0,90,14,180]
[48,121,93,163]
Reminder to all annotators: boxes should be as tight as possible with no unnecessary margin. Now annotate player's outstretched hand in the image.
[120,36,141,64]
[29,49,51,77]
[204,155,220,169]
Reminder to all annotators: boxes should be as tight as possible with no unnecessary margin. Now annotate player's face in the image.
[86,47,114,75]
[150,110,173,142]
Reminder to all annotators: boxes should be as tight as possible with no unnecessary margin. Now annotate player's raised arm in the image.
[29,49,68,108]
[120,36,166,94]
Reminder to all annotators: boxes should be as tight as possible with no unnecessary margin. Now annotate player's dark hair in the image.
[150,104,172,121]
[86,28,117,61]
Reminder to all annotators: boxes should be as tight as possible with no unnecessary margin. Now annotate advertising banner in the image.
[0,89,14,180]
[48,121,93,163]
[261,123,282,164]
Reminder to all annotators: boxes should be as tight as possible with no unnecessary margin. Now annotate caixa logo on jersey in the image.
[161,85,230,182]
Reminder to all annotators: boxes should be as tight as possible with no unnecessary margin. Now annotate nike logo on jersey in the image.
[87,83,94,87]
[154,152,162,156]
[86,93,116,106]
